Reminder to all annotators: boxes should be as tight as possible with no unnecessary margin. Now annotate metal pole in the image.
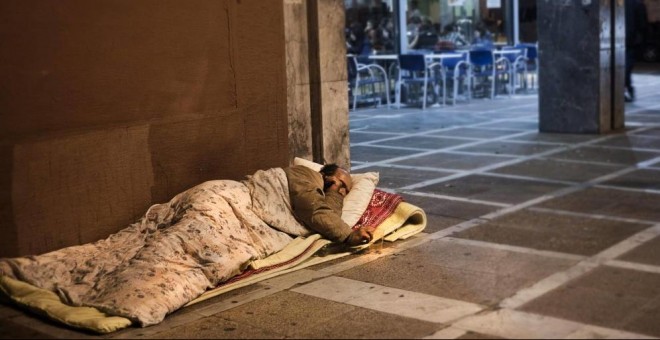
[513,0,519,44]
[399,0,408,54]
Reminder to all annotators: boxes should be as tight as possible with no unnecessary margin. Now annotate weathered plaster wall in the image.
[0,0,289,257]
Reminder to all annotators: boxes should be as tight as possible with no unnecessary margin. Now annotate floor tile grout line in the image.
[350,117,535,147]
[477,171,579,186]
[499,223,660,310]
[352,130,535,171]
[440,237,587,262]
[435,150,525,159]
[399,126,659,190]
[356,163,465,174]
[594,183,660,195]
[400,190,513,208]
[605,259,660,275]
[353,144,433,152]
[527,207,659,225]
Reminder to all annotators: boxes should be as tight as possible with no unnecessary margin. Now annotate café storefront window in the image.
[344,0,538,55]
[406,0,510,51]
[345,0,398,55]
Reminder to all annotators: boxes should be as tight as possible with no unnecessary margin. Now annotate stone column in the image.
[283,0,350,168]
[307,0,351,168]
[538,0,625,133]
[284,0,313,162]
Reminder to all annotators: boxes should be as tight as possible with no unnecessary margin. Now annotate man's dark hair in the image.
[320,163,340,177]
[320,164,340,191]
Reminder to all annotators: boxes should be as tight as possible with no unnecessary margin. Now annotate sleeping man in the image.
[0,162,376,327]
[284,163,373,247]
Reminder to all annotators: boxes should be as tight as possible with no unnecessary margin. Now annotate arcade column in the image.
[538,0,625,133]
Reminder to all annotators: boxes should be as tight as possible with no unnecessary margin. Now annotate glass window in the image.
[345,0,398,55]
[406,0,510,51]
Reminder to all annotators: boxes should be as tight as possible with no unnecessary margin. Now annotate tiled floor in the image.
[2,70,660,339]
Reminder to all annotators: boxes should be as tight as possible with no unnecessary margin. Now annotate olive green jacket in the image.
[283,165,352,242]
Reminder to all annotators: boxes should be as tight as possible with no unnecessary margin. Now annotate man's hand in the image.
[345,227,373,246]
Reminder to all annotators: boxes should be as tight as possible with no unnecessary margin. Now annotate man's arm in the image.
[290,188,353,242]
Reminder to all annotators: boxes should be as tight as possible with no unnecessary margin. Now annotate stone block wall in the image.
[0,0,289,257]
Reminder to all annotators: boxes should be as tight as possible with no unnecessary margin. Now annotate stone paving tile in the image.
[349,115,486,133]
[403,195,501,220]
[0,318,56,339]
[349,132,401,144]
[357,166,454,189]
[394,153,514,171]
[537,187,660,222]
[149,316,285,339]
[0,303,22,319]
[600,169,660,190]
[451,141,562,156]
[293,305,441,339]
[210,290,438,339]
[618,235,660,267]
[490,158,625,183]
[337,240,575,307]
[350,145,420,163]
[453,209,649,256]
[423,214,466,234]
[476,121,539,130]
[506,132,600,144]
[413,175,567,204]
[429,127,523,139]
[456,331,505,339]
[634,126,660,138]
[377,136,475,150]
[521,266,660,337]
[594,135,660,150]
[547,146,660,166]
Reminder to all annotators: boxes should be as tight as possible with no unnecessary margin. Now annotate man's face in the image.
[333,168,353,195]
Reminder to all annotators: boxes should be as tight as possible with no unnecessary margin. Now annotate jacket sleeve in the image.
[289,187,353,243]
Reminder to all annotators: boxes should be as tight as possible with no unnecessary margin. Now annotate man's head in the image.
[320,164,353,195]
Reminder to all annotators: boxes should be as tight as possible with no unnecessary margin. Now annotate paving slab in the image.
[617,235,660,267]
[634,126,660,138]
[537,187,660,222]
[547,146,660,166]
[423,214,466,233]
[430,127,523,139]
[357,166,454,189]
[403,195,501,220]
[476,121,539,130]
[594,135,660,151]
[0,318,56,339]
[456,331,505,339]
[506,132,600,144]
[148,315,284,339]
[394,153,515,171]
[521,266,660,337]
[349,132,402,144]
[451,141,562,156]
[600,169,660,191]
[490,158,625,183]
[211,290,439,339]
[413,174,567,204]
[453,209,649,256]
[350,145,421,163]
[377,136,475,150]
[336,240,574,306]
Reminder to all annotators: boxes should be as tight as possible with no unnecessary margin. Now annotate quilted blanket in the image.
[0,168,307,326]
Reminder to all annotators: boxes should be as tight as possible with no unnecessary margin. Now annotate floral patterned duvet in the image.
[0,168,310,326]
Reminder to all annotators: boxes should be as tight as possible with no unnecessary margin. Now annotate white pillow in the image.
[293,157,379,227]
